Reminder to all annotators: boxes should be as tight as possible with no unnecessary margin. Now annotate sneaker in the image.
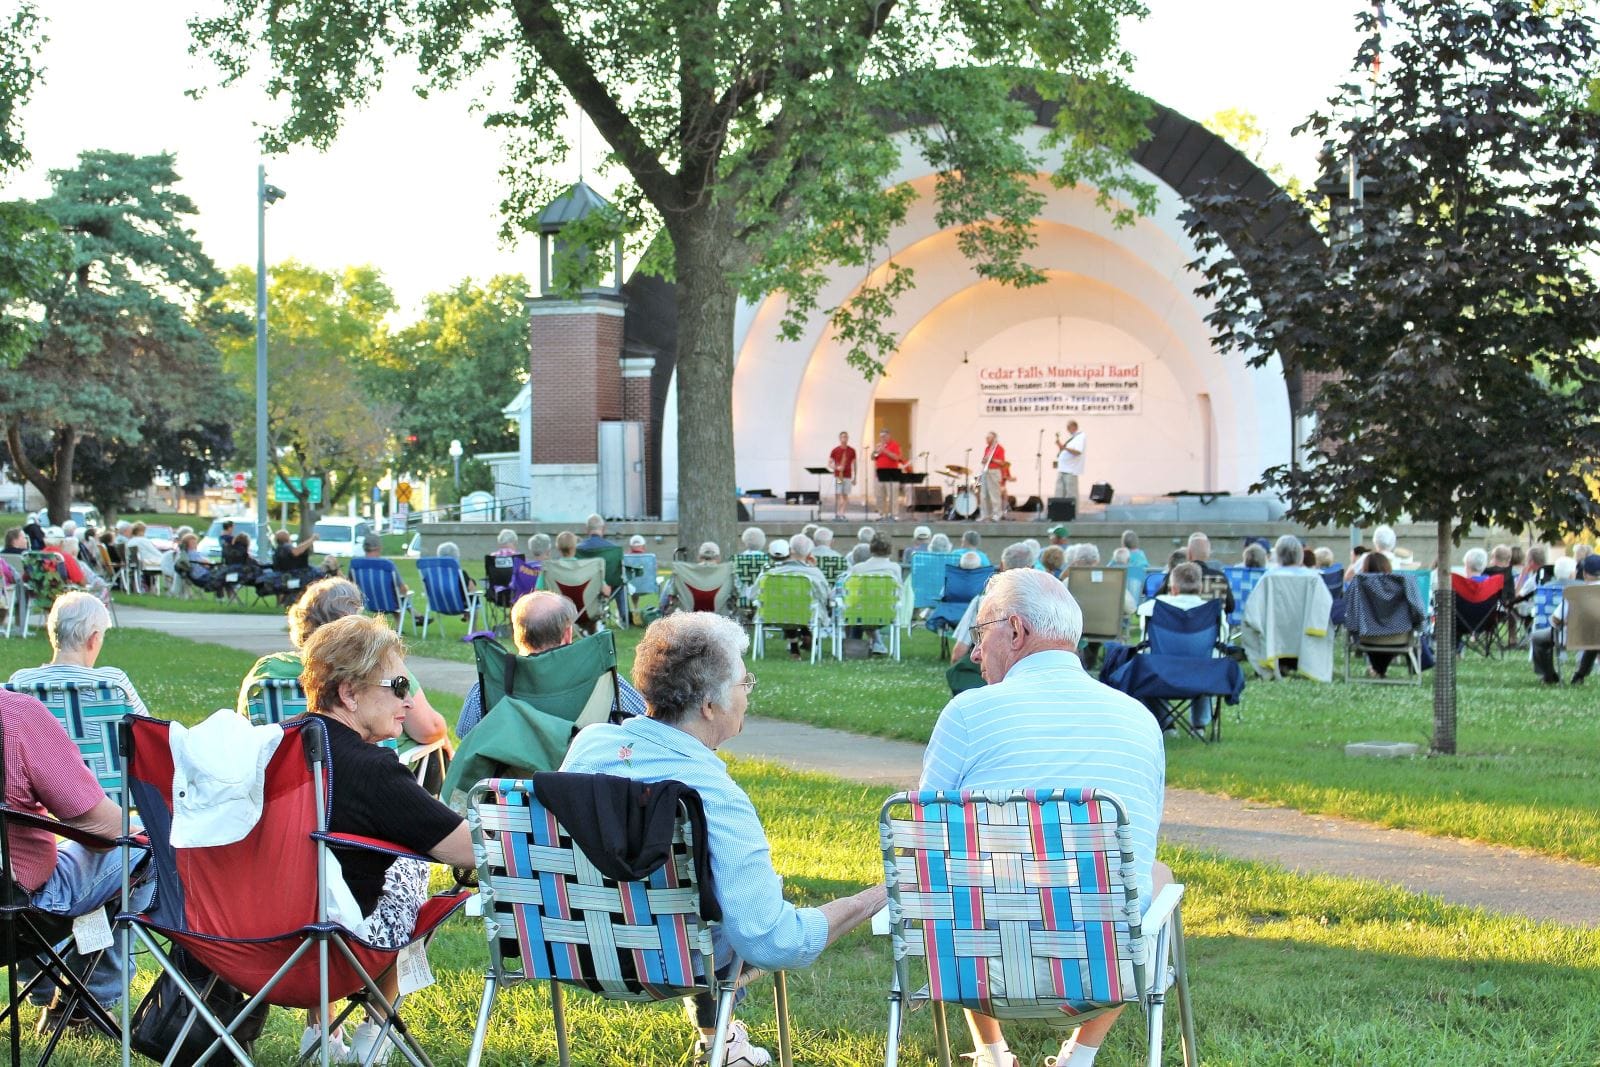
[299,1024,353,1063]
[349,1020,395,1065]
[695,1020,772,1067]
[870,638,888,655]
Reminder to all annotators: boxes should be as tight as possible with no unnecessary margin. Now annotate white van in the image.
[311,517,375,558]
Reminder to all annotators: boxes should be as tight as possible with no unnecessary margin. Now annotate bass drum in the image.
[945,490,978,519]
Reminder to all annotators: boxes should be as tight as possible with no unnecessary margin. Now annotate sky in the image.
[6,1,1367,314]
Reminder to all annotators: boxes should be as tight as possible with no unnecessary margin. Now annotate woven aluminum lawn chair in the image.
[2,681,133,807]
[879,789,1196,1067]
[751,572,829,663]
[835,574,902,660]
[241,676,309,726]
[464,777,792,1067]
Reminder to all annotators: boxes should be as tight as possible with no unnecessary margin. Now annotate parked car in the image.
[196,518,272,563]
[311,517,375,559]
[143,523,178,552]
[69,503,102,529]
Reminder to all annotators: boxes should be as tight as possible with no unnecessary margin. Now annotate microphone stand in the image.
[1035,428,1046,519]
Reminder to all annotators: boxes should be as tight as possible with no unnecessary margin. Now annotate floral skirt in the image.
[356,857,428,949]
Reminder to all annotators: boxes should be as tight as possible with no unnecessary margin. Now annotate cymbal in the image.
[942,464,970,475]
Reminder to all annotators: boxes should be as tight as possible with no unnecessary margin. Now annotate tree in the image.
[1202,107,1310,205]
[371,274,529,485]
[192,0,1155,551]
[0,151,236,523]
[1184,0,1600,755]
[209,262,399,532]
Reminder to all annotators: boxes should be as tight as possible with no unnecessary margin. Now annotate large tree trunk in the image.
[1430,515,1456,755]
[5,421,76,524]
[673,226,740,558]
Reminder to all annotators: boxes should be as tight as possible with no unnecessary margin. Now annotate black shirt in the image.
[222,539,251,566]
[273,541,310,572]
[311,714,462,914]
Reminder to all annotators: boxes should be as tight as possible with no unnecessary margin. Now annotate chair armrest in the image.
[1139,882,1185,935]
[0,804,119,851]
[310,831,433,863]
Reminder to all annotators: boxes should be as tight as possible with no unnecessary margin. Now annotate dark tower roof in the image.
[537,180,611,233]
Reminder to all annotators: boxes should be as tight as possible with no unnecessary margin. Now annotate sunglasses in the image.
[374,675,412,700]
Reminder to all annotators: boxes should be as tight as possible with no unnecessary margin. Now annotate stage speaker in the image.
[1047,497,1076,521]
[1089,482,1114,504]
[736,499,752,522]
[910,486,943,511]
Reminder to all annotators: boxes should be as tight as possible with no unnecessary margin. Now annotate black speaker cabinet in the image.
[1047,497,1076,521]
[1089,482,1114,504]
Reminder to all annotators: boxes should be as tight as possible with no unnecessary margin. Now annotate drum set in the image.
[937,464,980,520]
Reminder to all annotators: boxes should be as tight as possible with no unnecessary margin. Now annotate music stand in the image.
[804,466,831,521]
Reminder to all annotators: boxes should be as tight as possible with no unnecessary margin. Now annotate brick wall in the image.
[529,302,626,463]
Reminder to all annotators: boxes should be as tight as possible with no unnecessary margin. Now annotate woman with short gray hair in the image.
[559,612,886,1064]
[1273,534,1305,569]
[526,532,552,561]
[493,528,518,556]
[929,533,953,554]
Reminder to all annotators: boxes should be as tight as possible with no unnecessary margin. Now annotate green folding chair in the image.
[576,544,627,628]
[752,573,828,664]
[835,575,902,660]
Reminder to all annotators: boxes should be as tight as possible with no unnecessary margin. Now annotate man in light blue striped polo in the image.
[920,568,1167,1067]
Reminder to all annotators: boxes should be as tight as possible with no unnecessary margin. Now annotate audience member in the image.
[697,541,722,563]
[844,533,902,655]
[1313,546,1335,569]
[928,532,953,555]
[1121,529,1148,567]
[221,531,254,567]
[526,532,553,565]
[1344,544,1369,582]
[271,528,319,597]
[1110,546,1130,565]
[1047,525,1071,548]
[436,541,478,593]
[758,536,832,659]
[492,529,520,556]
[738,527,767,556]
[1040,544,1065,578]
[7,591,151,716]
[901,525,933,562]
[949,542,1032,663]
[1134,562,1214,730]
[957,549,983,569]
[561,613,885,1067]
[1461,547,1488,579]
[457,591,646,736]
[553,531,578,558]
[23,512,47,550]
[1532,554,1600,686]
[1351,550,1408,679]
[812,527,841,557]
[627,534,648,554]
[2,526,25,554]
[1155,532,1235,615]
[1268,534,1311,573]
[578,513,619,553]
[921,570,1166,1067]
[1372,525,1398,560]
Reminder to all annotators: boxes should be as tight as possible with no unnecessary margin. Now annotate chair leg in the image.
[774,970,792,1067]
[1144,924,1169,1067]
[465,976,498,1067]
[1171,906,1199,1067]
[707,987,737,1067]
[551,980,570,1067]
[884,974,903,1067]
[931,1002,952,1067]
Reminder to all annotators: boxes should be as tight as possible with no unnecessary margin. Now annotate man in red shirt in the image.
[828,431,857,521]
[871,429,904,520]
[2,688,142,1020]
[978,431,1008,521]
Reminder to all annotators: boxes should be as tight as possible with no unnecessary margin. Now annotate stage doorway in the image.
[873,399,916,465]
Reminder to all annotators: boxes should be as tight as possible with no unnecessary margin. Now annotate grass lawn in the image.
[8,751,1600,1065]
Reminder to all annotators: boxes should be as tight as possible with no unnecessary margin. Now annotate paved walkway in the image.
[116,606,1600,927]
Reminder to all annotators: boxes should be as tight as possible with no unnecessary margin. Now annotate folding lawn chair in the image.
[241,676,308,726]
[1563,585,1600,664]
[350,556,415,634]
[576,544,628,629]
[750,572,829,664]
[1,562,20,640]
[116,715,471,1067]
[666,561,737,615]
[1321,565,1347,629]
[1221,567,1265,631]
[1140,569,1167,603]
[879,789,1197,1067]
[1101,599,1243,742]
[481,554,520,632]
[1066,565,1130,649]
[908,551,964,613]
[1452,572,1507,657]
[926,564,995,659]
[835,574,902,660]
[1,722,125,1066]
[417,556,484,639]
[623,552,659,621]
[16,553,69,640]
[1240,572,1335,681]
[2,682,133,807]
[732,552,772,618]
[815,554,850,585]
[540,557,607,634]
[441,633,622,805]
[1343,573,1425,685]
[464,776,792,1067]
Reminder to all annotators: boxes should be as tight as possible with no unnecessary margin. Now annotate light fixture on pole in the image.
[449,439,464,502]
[255,166,287,534]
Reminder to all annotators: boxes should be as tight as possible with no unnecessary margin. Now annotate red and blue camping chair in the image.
[416,556,484,639]
[1100,599,1244,742]
[1452,573,1507,657]
[463,777,792,1067]
[350,557,414,635]
[878,789,1197,1067]
[115,715,471,1067]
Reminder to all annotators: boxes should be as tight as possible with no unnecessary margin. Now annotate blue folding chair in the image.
[1141,569,1167,602]
[417,555,484,638]
[1322,565,1348,629]
[908,551,964,611]
[924,564,995,657]
[1102,599,1243,742]
[1223,566,1266,629]
[349,556,414,633]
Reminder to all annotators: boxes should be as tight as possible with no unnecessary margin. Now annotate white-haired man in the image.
[757,535,832,658]
[578,513,619,554]
[922,569,1166,1067]
[1372,524,1398,561]
[811,527,842,557]
[8,591,150,717]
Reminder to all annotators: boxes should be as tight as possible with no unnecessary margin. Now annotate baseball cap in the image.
[913,525,932,540]
[1584,554,1600,578]
[769,538,791,559]
[628,534,646,548]
[1048,525,1070,538]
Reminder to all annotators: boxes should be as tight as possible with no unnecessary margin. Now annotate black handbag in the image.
[130,945,268,1066]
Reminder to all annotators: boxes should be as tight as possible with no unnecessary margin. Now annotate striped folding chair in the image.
[2,681,133,807]
[835,575,902,660]
[349,557,415,633]
[241,677,309,726]
[751,573,828,663]
[464,778,793,1067]
[879,789,1197,1067]
[417,555,484,639]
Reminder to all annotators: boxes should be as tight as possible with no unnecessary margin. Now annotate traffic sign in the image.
[231,472,247,494]
[272,475,324,504]
[396,481,413,505]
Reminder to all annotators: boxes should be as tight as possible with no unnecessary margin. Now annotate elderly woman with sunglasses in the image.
[298,614,476,1059]
[561,612,885,1067]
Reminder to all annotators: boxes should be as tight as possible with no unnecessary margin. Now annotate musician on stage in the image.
[871,428,905,521]
[978,431,1008,522]
[1054,419,1086,507]
[829,431,857,521]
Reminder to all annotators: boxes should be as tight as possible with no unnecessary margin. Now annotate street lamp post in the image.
[449,439,464,508]
[255,165,286,534]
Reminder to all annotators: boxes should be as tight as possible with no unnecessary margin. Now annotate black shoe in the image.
[1540,674,1562,685]
[1571,675,1588,687]
[36,997,99,1036]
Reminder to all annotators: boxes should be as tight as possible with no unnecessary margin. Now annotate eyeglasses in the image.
[734,672,757,692]
[968,616,1013,643]
[374,675,412,700]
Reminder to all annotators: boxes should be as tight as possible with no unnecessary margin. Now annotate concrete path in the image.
[115,606,1600,927]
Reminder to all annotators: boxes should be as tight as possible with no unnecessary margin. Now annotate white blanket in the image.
[1241,571,1335,682]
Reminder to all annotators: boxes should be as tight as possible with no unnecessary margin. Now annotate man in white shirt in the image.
[1054,419,1086,504]
[7,591,151,716]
